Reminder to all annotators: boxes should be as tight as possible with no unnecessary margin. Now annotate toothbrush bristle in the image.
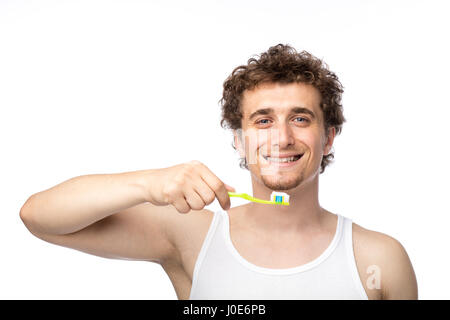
[270,191,290,204]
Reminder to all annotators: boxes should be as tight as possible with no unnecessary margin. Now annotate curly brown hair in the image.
[219,43,346,174]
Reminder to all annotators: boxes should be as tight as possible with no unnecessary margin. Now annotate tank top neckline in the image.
[221,210,343,275]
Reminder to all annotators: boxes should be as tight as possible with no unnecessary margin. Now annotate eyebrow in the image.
[248,106,316,121]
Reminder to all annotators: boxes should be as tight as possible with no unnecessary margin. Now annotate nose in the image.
[270,123,295,149]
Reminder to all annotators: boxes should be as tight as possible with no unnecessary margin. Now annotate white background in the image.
[1,0,449,299]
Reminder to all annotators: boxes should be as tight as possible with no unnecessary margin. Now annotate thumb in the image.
[224,183,236,192]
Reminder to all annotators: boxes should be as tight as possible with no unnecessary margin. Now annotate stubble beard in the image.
[250,160,305,191]
[260,171,304,191]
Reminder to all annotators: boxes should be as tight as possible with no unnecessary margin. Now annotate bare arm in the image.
[19,161,234,263]
[20,170,151,235]
[353,224,418,300]
[380,236,418,300]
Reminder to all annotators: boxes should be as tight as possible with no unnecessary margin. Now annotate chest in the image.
[164,219,380,300]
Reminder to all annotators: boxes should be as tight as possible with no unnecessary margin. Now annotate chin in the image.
[260,173,304,191]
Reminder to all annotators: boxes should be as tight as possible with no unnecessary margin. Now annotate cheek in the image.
[237,129,264,158]
[299,132,323,155]
[240,129,267,149]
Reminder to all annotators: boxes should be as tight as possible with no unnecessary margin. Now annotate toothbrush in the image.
[228,191,290,206]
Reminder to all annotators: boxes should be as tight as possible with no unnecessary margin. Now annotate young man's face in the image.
[234,81,335,191]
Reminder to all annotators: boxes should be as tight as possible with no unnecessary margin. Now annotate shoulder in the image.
[351,221,418,300]
[165,207,216,242]
[163,207,217,260]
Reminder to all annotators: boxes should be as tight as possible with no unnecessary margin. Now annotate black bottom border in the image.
[0,299,445,318]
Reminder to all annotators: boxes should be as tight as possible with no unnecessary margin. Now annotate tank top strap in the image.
[190,210,222,296]
[343,216,369,299]
[220,210,345,275]
[190,210,369,299]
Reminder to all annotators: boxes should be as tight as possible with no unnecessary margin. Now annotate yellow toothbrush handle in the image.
[228,192,278,205]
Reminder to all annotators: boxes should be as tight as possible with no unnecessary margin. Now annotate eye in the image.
[255,119,271,125]
[294,117,309,123]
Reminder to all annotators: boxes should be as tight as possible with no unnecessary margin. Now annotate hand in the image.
[145,160,235,213]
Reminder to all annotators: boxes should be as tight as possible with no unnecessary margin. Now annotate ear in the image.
[323,127,336,156]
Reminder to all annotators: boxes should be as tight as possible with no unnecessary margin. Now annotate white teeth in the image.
[264,156,299,163]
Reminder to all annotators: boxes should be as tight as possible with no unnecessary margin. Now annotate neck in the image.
[243,173,325,234]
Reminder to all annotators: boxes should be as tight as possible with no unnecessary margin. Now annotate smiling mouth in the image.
[262,154,303,163]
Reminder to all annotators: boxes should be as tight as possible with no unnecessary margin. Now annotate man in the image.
[20,44,418,300]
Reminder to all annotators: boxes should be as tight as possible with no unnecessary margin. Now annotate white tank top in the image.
[189,210,368,300]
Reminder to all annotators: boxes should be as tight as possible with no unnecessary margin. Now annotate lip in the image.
[263,153,303,158]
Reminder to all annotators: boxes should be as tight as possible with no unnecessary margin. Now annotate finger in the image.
[171,197,191,214]
[199,170,232,211]
[191,177,217,206]
[184,188,206,211]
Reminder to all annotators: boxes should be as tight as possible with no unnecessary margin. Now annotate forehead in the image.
[241,82,322,117]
